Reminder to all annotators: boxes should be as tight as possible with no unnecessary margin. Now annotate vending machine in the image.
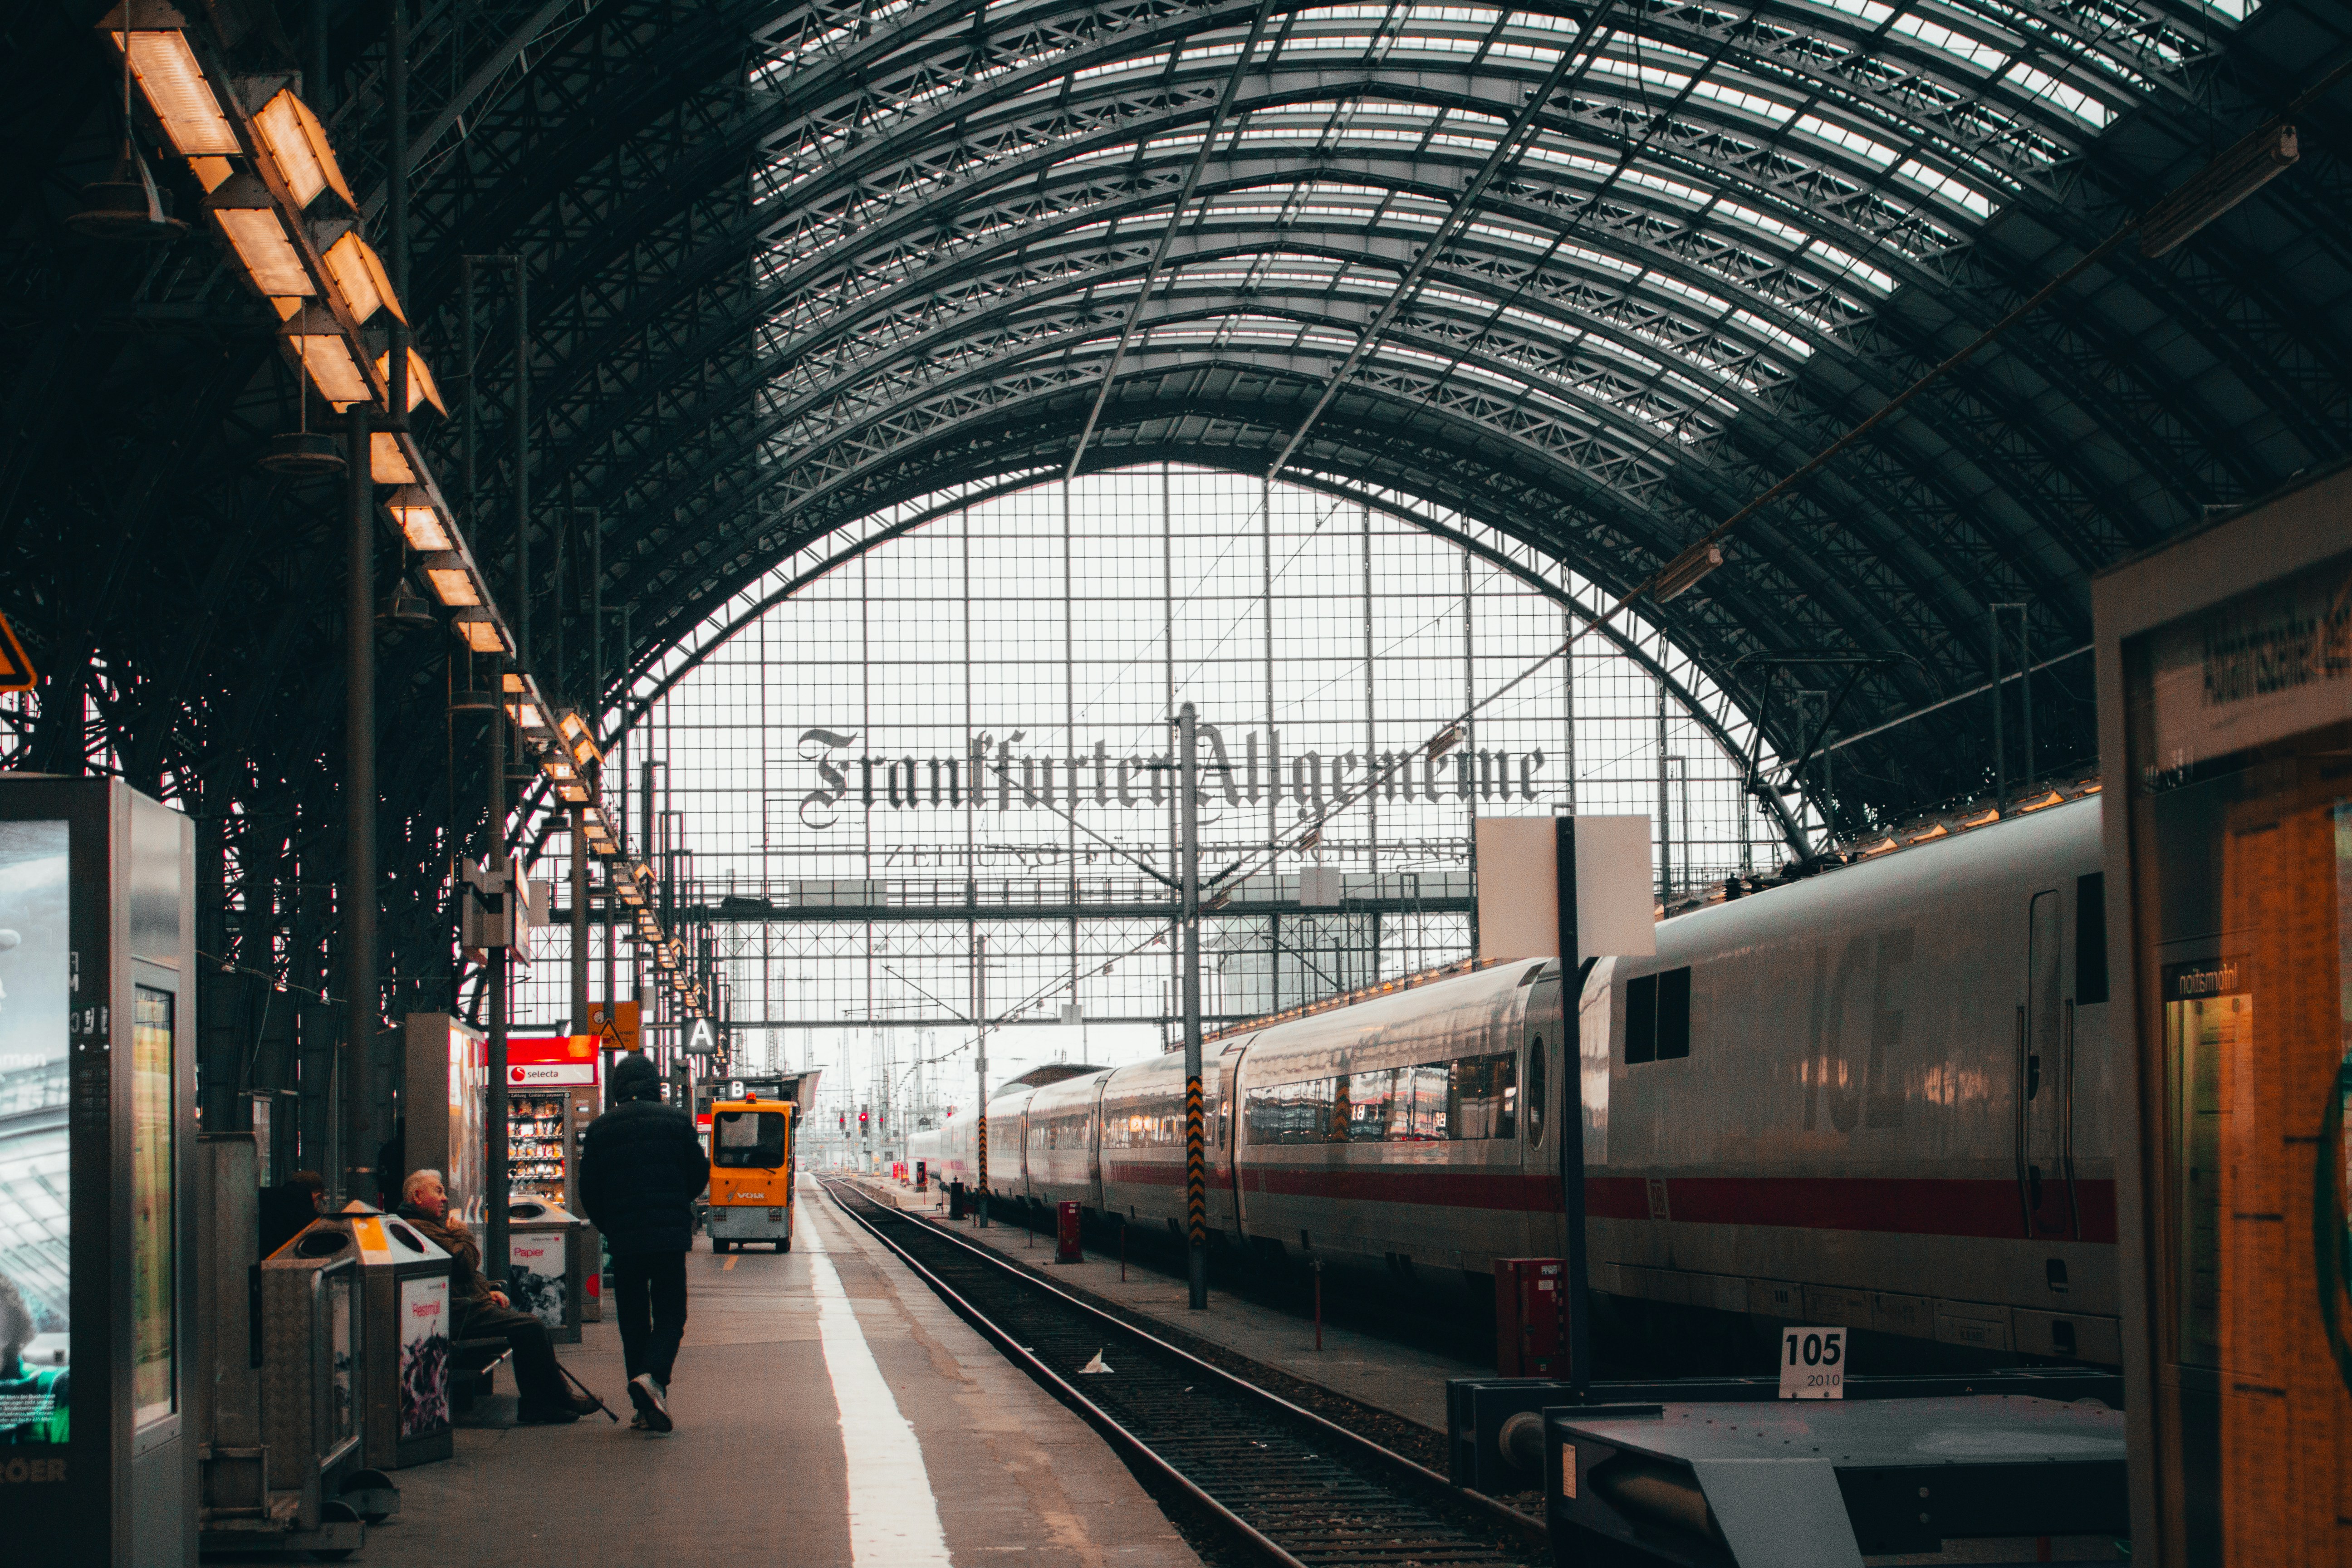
[2095,462,2352,1565]
[503,1036,599,1210]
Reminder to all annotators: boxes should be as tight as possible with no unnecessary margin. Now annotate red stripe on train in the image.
[1098,1163,2116,1244]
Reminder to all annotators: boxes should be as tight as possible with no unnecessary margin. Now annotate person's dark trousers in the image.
[460,1302,570,1410]
[612,1250,689,1386]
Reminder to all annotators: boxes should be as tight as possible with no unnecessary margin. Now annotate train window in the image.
[712,1111,787,1168]
[1388,1064,1451,1140]
[1340,1070,1395,1142]
[1525,1039,1546,1146]
[1625,974,1658,1063]
[2076,872,2109,1004]
[1624,968,1692,1063]
[1656,968,1692,1060]
[1245,1057,1522,1144]
[1450,1053,1518,1140]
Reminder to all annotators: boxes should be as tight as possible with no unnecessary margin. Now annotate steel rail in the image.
[818,1178,1546,1567]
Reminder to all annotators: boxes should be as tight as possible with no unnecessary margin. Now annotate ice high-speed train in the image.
[911,797,2117,1364]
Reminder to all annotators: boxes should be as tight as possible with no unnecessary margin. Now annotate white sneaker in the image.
[627,1373,672,1433]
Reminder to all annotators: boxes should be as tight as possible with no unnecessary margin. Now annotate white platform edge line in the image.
[804,1189,956,1568]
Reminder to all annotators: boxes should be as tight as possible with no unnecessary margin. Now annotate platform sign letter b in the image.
[1779,1326,1845,1400]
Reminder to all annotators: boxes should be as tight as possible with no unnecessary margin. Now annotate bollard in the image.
[1055,1200,1082,1264]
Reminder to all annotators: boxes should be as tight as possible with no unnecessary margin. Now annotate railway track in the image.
[819,1178,1548,1568]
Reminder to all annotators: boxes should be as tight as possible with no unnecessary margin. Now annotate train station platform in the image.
[360,1179,1200,1568]
[844,1175,1480,1435]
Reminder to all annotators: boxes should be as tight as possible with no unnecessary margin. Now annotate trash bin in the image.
[505,1199,587,1345]
[258,1230,365,1529]
[272,1202,458,1471]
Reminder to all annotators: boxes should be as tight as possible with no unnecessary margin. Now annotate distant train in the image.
[909,798,2117,1364]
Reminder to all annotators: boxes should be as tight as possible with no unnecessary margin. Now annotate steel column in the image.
[344,403,377,1203]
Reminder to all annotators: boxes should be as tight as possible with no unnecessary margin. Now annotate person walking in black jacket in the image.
[579,1054,709,1432]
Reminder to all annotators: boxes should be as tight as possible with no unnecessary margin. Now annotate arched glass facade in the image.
[519,466,1808,1134]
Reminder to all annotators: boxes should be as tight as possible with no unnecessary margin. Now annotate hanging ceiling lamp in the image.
[66,139,187,243]
[377,575,436,631]
[257,331,346,475]
[69,20,186,244]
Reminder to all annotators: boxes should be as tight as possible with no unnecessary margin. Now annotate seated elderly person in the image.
[396,1169,595,1425]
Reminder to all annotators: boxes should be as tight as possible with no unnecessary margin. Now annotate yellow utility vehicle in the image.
[705,1096,796,1253]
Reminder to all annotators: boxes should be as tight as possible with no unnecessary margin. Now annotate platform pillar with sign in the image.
[2094,464,2352,1566]
[399,1015,488,1230]
[0,778,198,1567]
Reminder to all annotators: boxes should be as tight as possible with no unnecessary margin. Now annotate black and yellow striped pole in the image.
[1178,703,1208,1310]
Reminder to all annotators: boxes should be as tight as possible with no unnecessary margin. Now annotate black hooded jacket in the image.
[580,1056,710,1255]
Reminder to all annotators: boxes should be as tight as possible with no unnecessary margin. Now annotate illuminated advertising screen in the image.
[0,822,68,1450]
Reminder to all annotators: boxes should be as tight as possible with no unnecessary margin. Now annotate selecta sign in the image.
[507,1034,599,1087]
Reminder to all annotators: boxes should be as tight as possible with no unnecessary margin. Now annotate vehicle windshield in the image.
[713,1110,788,1169]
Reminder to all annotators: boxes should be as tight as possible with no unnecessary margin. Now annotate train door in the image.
[1086,1077,1107,1210]
[1523,964,1565,1261]
[2019,887,2072,1237]
[1222,1038,1254,1240]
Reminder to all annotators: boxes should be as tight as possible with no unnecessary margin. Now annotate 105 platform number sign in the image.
[1779,1326,1845,1399]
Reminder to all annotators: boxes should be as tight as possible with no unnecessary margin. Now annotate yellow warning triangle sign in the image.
[0,614,34,694]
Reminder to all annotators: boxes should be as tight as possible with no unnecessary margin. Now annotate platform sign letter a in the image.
[685,1016,718,1055]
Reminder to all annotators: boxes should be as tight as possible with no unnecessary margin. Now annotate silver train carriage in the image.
[905,798,2115,1363]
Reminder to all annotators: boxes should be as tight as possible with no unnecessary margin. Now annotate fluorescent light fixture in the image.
[384,485,451,551]
[557,780,593,805]
[107,21,240,156]
[1652,540,1725,602]
[542,756,577,782]
[320,230,403,323]
[2140,122,2298,258]
[283,318,373,409]
[206,173,314,298]
[505,701,546,732]
[451,608,508,654]
[369,432,416,484]
[422,552,481,607]
[252,88,356,210]
[372,347,446,415]
[1425,723,1463,762]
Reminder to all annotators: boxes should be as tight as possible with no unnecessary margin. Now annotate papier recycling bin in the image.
[504,1200,586,1345]
[273,1203,457,1470]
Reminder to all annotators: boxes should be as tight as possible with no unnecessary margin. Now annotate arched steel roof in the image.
[5,0,2351,855]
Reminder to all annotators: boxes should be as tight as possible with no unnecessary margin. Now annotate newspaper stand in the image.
[503,1199,587,1346]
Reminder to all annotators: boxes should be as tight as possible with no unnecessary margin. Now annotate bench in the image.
[448,1336,513,1414]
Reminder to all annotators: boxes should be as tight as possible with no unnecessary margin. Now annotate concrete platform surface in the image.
[847,1173,1480,1433]
[359,1177,1200,1568]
